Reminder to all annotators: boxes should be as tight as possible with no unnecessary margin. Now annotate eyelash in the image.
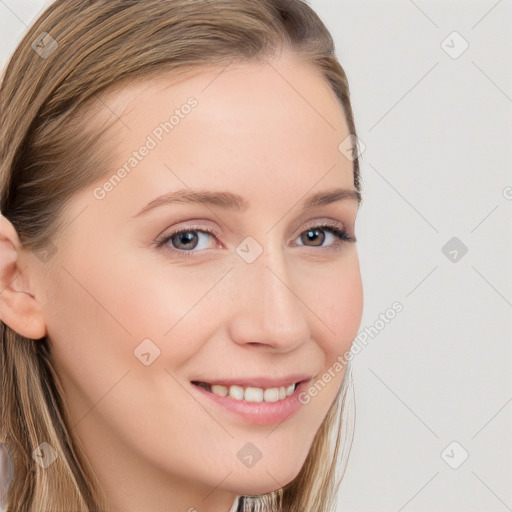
[156,220,356,259]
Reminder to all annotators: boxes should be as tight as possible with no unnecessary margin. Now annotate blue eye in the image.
[157,223,356,259]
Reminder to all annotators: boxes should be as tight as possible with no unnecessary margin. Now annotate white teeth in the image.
[211,384,228,397]
[228,385,244,400]
[263,388,280,402]
[209,383,297,402]
[244,387,263,402]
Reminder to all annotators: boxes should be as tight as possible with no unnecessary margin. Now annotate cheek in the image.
[43,264,136,419]
[298,255,362,412]
[101,253,229,334]
[312,254,364,362]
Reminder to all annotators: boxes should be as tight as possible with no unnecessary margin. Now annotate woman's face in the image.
[38,55,363,509]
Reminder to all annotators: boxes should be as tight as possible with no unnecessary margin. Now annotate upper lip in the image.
[191,374,313,388]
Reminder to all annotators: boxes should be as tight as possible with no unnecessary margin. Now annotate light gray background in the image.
[1,1,511,511]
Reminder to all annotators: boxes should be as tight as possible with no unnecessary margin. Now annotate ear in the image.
[0,214,47,339]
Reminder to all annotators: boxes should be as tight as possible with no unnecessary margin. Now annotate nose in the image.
[226,242,311,353]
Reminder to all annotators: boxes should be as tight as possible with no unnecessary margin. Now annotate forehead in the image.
[83,56,355,217]
[98,55,349,144]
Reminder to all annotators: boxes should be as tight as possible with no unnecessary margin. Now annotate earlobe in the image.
[0,214,47,340]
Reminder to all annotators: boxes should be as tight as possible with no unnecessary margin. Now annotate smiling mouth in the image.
[191,380,301,403]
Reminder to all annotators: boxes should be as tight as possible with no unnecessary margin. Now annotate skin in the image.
[0,53,363,512]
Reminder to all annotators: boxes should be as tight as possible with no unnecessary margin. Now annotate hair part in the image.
[0,1,359,510]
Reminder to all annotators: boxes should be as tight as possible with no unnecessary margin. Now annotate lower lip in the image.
[191,381,308,426]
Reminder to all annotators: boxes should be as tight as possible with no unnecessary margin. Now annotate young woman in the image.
[0,1,364,510]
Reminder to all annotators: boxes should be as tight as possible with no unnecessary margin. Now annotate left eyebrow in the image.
[133,187,361,218]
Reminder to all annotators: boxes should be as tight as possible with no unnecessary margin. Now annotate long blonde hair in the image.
[0,1,360,510]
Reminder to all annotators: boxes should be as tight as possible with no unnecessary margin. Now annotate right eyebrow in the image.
[133,189,249,217]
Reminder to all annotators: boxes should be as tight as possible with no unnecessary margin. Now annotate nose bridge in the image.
[229,236,311,349]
